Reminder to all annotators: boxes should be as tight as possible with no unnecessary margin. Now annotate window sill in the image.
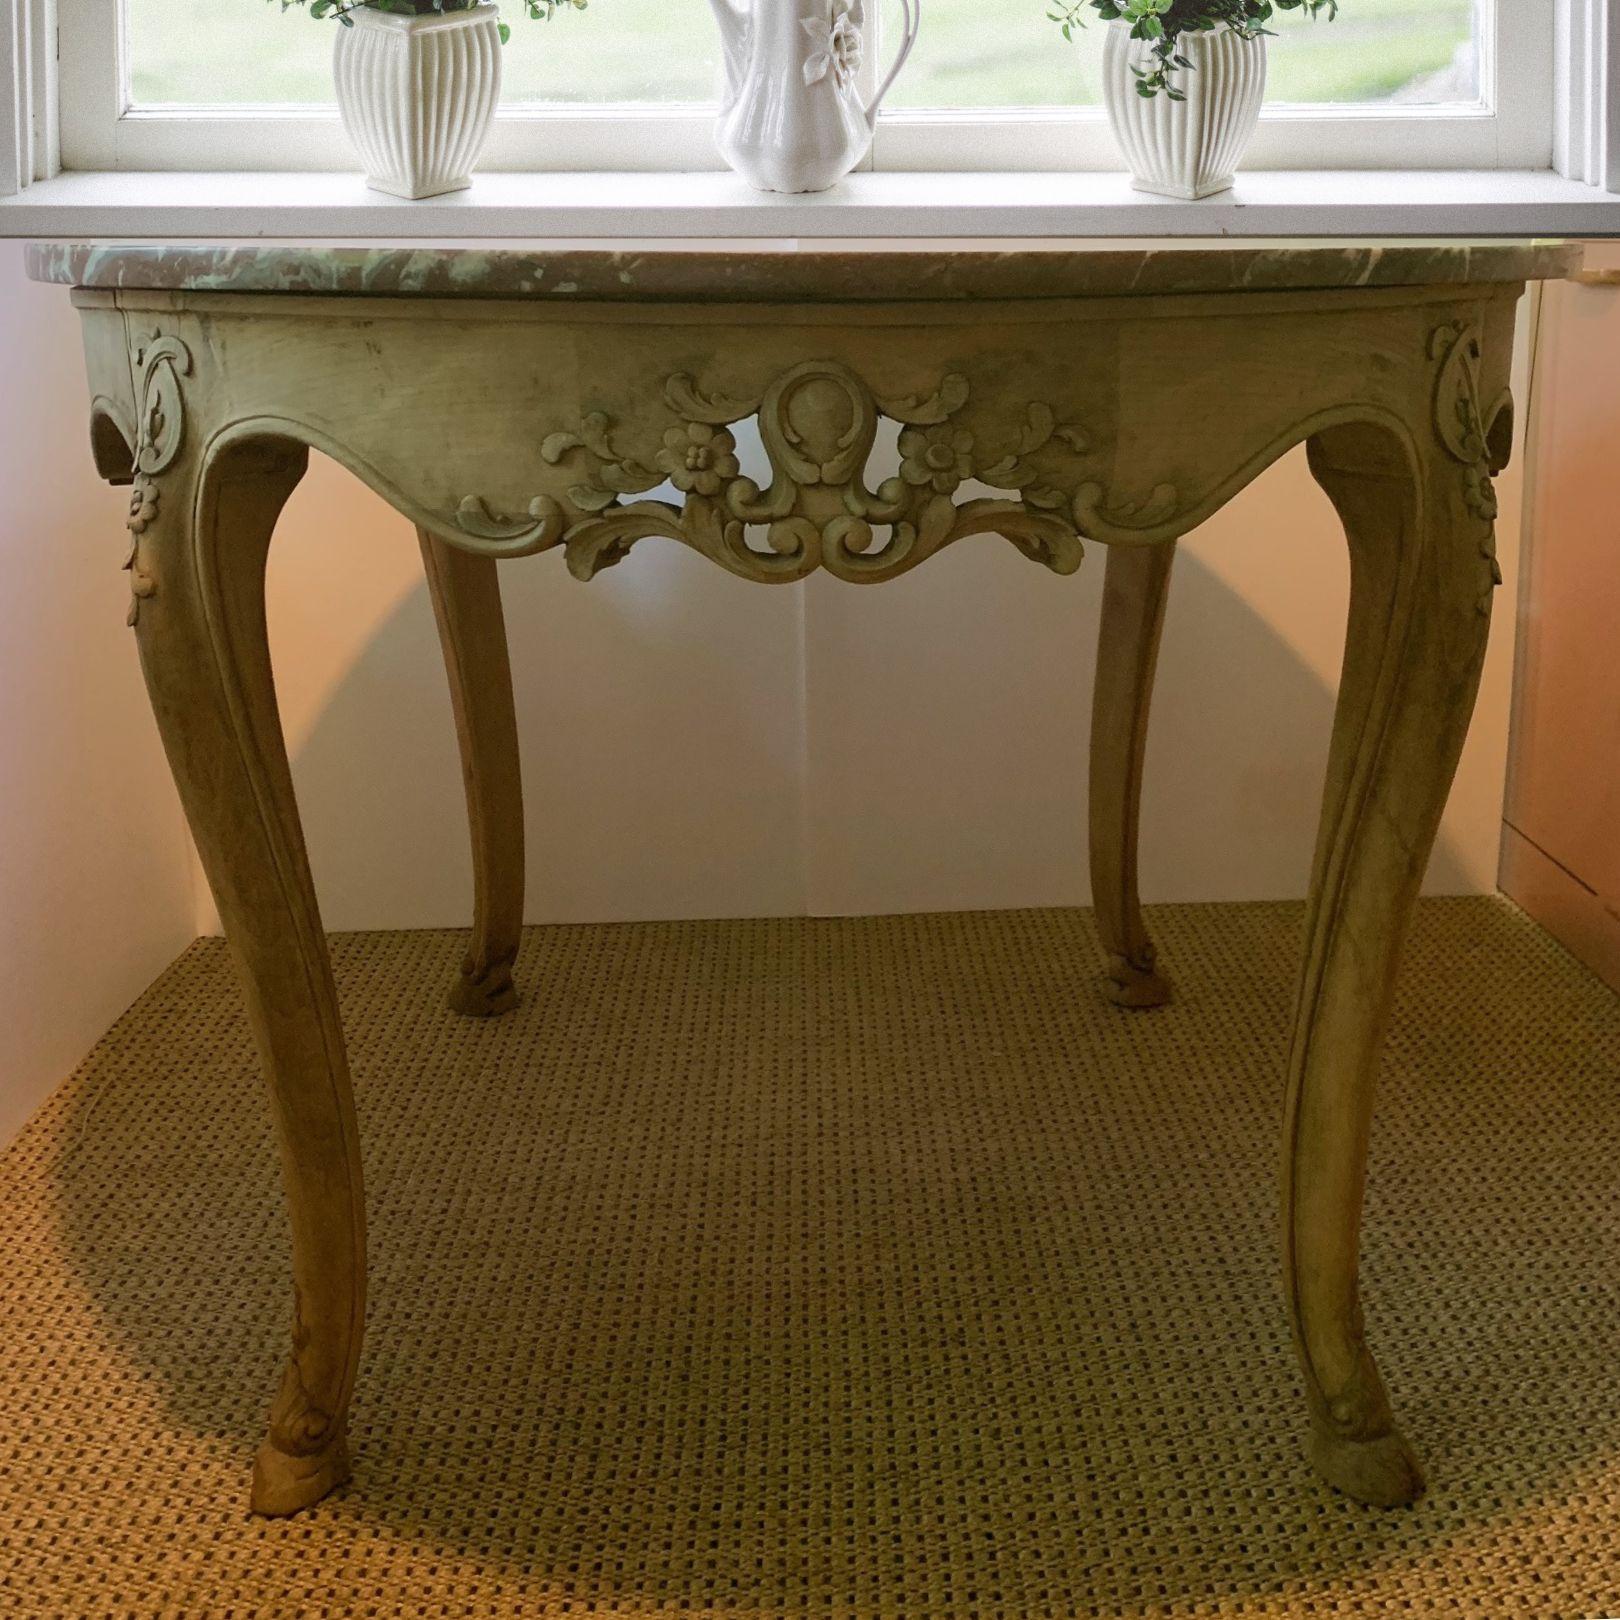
[3,168,1619,241]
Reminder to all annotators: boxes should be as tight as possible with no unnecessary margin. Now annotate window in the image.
[59,0,1555,173]
[895,0,1484,107]
[123,0,720,106]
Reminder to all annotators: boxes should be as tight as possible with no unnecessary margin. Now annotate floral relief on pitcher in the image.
[802,4,863,90]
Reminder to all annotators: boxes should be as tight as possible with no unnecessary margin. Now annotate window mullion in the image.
[854,0,883,173]
[0,0,58,195]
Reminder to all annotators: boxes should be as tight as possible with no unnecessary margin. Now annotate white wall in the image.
[0,251,196,1145]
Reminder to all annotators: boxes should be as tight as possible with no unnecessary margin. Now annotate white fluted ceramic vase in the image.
[334,5,502,200]
[1102,22,1265,200]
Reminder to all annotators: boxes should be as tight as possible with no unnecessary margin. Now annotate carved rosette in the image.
[1430,321,1510,616]
[123,331,194,626]
[455,360,1095,585]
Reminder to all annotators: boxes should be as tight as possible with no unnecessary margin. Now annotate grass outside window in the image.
[126,0,1479,110]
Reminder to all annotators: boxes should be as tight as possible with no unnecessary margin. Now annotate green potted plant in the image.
[276,0,585,199]
[1051,0,1339,198]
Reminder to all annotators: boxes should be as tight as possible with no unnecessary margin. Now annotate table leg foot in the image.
[1307,1420,1425,1507]
[251,1432,352,1517]
[448,956,519,1017]
[1104,949,1173,1008]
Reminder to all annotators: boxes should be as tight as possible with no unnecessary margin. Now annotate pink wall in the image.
[1504,272,1620,990]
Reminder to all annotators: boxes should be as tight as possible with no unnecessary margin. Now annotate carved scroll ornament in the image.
[454,360,1096,585]
[122,331,193,625]
[265,1283,338,1460]
[1430,320,1511,615]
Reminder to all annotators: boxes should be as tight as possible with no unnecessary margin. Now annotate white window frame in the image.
[2,0,1615,192]
[0,0,57,191]
[48,0,1555,175]
[1556,0,1620,182]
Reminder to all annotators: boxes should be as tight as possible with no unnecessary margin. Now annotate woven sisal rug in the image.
[1,898,1618,1618]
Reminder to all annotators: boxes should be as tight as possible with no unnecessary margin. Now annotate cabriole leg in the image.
[1090,540,1176,1007]
[131,438,366,1516]
[419,530,525,1017]
[1286,416,1500,1506]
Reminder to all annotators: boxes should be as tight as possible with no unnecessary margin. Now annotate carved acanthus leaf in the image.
[875,373,970,426]
[979,402,1091,494]
[122,330,193,626]
[1430,320,1508,614]
[1072,480,1182,539]
[453,494,567,558]
[540,409,660,499]
[664,373,761,425]
[1018,401,1055,453]
[569,484,620,513]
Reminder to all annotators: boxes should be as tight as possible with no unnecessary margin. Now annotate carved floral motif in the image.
[1430,320,1510,615]
[458,360,1096,585]
[122,331,193,625]
[442,333,1508,588]
[899,423,973,495]
[656,422,742,495]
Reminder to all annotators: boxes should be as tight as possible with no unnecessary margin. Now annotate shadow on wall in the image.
[266,442,1473,935]
[279,516,807,932]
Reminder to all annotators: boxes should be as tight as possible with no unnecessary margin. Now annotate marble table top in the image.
[25,242,1581,303]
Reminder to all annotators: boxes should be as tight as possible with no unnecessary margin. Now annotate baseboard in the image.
[1499,822,1620,995]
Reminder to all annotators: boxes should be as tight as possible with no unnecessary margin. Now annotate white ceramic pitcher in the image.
[708,0,920,193]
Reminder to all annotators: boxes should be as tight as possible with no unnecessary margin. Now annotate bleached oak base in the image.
[40,242,1573,1517]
